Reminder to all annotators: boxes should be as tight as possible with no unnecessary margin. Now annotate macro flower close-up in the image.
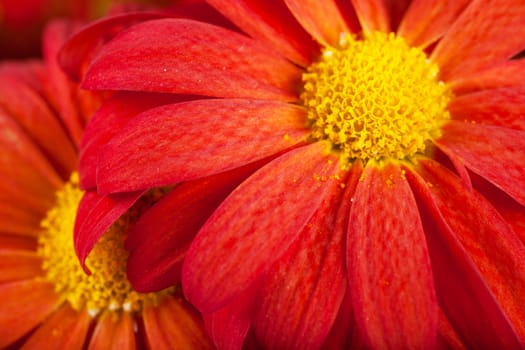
[63,0,525,348]
[0,20,212,349]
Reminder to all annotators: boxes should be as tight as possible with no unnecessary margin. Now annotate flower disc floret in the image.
[38,173,170,317]
[301,32,451,162]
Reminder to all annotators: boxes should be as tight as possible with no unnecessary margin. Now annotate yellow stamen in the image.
[38,173,171,317]
[301,32,451,163]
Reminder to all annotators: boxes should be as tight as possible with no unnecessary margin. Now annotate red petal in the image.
[432,0,525,81]
[347,163,438,349]
[451,59,525,94]
[449,86,525,131]
[437,309,468,350]
[407,159,525,346]
[284,0,350,46]
[350,0,390,32]
[79,92,188,189]
[436,121,525,205]
[0,66,77,179]
[253,167,351,349]
[471,173,525,245]
[83,19,300,101]
[206,0,319,66]
[127,158,270,292]
[183,143,342,312]
[59,12,170,81]
[0,279,61,348]
[0,251,42,283]
[204,283,259,350]
[143,296,213,349]
[97,99,308,193]
[22,304,91,349]
[74,190,144,269]
[88,312,136,349]
[398,0,470,48]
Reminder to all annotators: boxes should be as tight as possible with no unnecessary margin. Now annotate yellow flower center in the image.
[301,32,451,163]
[38,173,170,317]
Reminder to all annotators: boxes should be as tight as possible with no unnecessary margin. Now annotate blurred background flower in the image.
[0,0,175,59]
[0,19,212,349]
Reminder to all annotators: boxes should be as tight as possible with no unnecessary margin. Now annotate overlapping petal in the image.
[407,159,525,347]
[204,284,259,350]
[143,297,212,349]
[347,163,437,348]
[432,0,525,81]
[451,60,525,94]
[96,99,308,193]
[83,19,301,101]
[89,313,136,349]
[351,0,390,33]
[126,158,270,292]
[398,0,470,48]
[253,171,347,349]
[22,304,91,349]
[0,279,61,348]
[74,190,144,268]
[449,86,525,131]
[183,143,342,312]
[79,92,188,189]
[436,121,525,205]
[284,0,350,46]
[206,0,319,66]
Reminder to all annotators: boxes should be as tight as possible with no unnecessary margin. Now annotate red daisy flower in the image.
[0,20,212,349]
[65,0,525,348]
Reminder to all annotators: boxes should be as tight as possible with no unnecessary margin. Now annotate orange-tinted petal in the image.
[143,296,213,349]
[206,0,319,66]
[0,202,42,237]
[0,233,37,251]
[97,99,308,193]
[0,250,42,283]
[449,86,525,131]
[284,0,350,46]
[436,121,525,206]
[0,107,62,207]
[347,163,438,349]
[253,168,348,349]
[22,304,91,350]
[88,312,136,350]
[83,19,300,101]
[451,59,525,94]
[432,0,525,81]
[0,279,61,348]
[0,66,77,178]
[183,143,342,312]
[408,160,525,346]
[350,0,390,33]
[398,0,470,48]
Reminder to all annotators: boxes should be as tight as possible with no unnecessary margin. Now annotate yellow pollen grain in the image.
[301,32,451,162]
[38,173,171,317]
